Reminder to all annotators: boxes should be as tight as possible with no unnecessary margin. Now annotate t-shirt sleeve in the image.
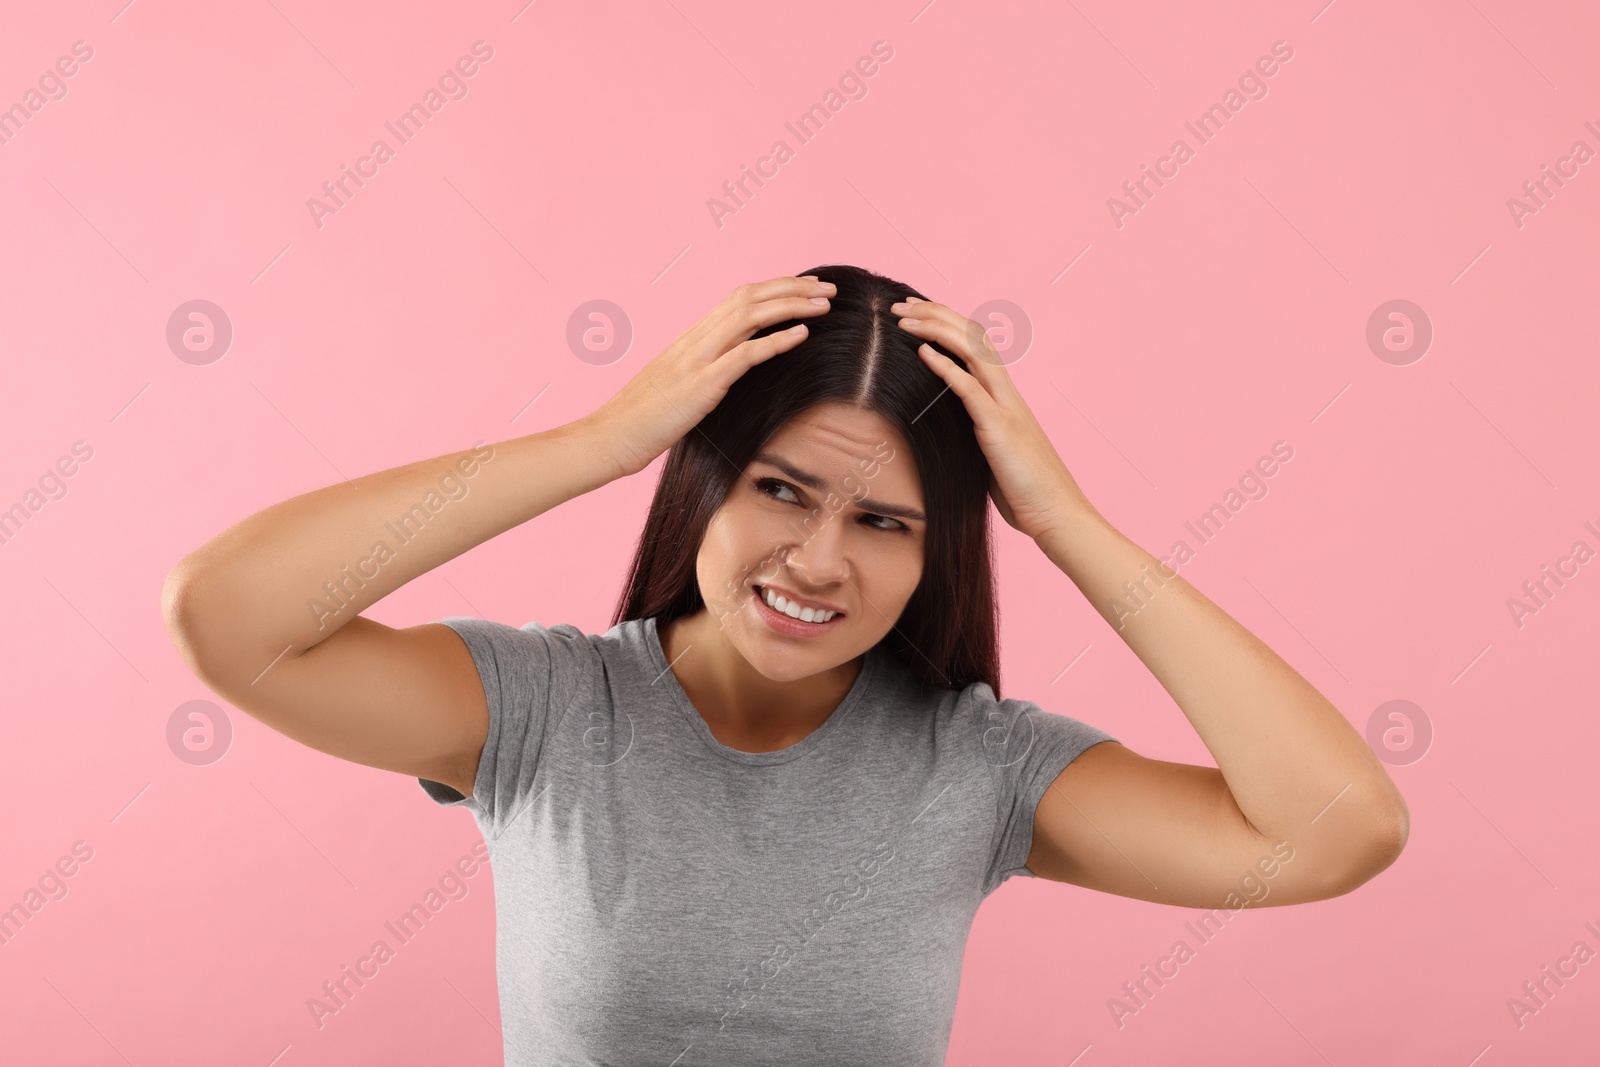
[979,694,1118,896]
[416,616,588,841]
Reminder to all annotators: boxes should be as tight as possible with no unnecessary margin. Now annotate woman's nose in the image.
[779,509,850,586]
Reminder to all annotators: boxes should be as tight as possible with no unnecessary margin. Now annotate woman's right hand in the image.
[584,274,837,479]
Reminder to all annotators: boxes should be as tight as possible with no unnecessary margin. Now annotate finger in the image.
[702,286,834,356]
[915,343,1002,425]
[707,322,811,389]
[678,275,829,352]
[902,316,1011,409]
[723,274,834,310]
[907,302,1006,369]
[714,275,834,325]
[896,309,1018,401]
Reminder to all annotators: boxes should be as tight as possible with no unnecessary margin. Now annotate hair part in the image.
[610,264,1001,696]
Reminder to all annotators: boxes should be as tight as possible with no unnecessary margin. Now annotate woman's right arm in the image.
[160,274,837,798]
[160,417,623,797]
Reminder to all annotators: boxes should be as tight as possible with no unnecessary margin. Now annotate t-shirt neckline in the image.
[642,614,878,766]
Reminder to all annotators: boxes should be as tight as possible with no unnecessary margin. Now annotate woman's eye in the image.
[757,477,907,533]
[757,478,798,503]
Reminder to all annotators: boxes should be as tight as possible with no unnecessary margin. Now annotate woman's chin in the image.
[735,624,869,683]
[731,634,818,682]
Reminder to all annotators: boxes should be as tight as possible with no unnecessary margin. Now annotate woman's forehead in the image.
[754,407,921,502]
[765,403,903,454]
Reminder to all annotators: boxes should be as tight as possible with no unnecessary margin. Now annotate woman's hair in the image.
[609,264,1002,696]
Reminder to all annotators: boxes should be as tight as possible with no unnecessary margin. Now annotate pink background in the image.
[3,1,1597,1063]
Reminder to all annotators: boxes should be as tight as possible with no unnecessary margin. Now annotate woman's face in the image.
[696,402,926,682]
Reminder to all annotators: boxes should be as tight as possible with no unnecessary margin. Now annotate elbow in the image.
[1361,793,1409,878]
[1322,791,1410,897]
[161,560,202,643]
[162,559,226,671]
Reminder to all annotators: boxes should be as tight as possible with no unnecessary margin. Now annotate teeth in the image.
[761,586,836,623]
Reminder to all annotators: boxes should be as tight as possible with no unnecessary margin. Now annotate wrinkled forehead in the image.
[756,405,922,502]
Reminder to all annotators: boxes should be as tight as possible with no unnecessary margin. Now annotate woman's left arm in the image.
[893,297,1408,908]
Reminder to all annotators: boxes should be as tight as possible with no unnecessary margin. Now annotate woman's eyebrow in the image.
[751,452,926,522]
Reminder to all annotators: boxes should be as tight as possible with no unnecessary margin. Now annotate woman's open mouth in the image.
[751,584,847,637]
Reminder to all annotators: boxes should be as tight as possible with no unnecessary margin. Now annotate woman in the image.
[162,265,1408,1064]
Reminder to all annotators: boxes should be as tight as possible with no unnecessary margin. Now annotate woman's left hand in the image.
[890,297,1095,542]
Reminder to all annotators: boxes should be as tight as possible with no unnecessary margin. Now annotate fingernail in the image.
[904,296,924,304]
[810,297,829,305]
[900,317,922,326]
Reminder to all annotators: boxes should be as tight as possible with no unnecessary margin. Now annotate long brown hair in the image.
[609,264,1001,696]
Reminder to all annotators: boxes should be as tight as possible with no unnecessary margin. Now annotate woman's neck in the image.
[659,611,864,753]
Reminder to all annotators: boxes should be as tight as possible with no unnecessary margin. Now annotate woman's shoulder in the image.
[435,613,643,646]
[433,614,604,658]
[873,648,1114,762]
[431,615,636,697]
[869,646,1004,738]
[872,644,1004,711]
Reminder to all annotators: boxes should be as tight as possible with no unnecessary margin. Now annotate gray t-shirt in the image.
[418,614,1116,1066]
